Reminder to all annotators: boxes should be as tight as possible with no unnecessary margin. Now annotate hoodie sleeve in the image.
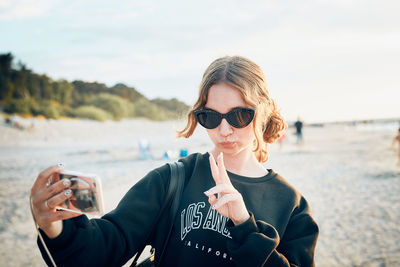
[226,197,319,267]
[37,164,171,267]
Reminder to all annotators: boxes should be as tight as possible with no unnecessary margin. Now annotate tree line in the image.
[0,52,189,121]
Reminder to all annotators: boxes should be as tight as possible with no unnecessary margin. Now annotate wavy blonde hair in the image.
[177,56,287,162]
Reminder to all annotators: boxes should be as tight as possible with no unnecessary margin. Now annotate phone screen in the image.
[58,172,104,216]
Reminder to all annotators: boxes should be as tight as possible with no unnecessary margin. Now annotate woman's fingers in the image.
[31,164,64,193]
[204,183,235,196]
[211,193,241,209]
[205,184,240,209]
[216,153,232,185]
[208,194,217,206]
[45,188,73,210]
[29,164,84,236]
[43,178,71,202]
[31,186,80,231]
[205,153,250,224]
[209,153,221,184]
[32,178,71,206]
[209,152,232,185]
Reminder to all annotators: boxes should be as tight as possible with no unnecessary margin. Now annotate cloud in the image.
[0,0,56,20]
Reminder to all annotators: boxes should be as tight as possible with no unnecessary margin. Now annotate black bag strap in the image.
[131,161,185,266]
[158,161,185,264]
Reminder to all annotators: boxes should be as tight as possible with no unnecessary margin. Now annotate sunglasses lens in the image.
[195,111,221,129]
[227,108,254,128]
[195,108,254,129]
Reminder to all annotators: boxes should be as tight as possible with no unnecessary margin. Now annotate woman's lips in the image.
[219,141,236,148]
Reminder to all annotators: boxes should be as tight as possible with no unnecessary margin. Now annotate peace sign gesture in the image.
[204,153,250,225]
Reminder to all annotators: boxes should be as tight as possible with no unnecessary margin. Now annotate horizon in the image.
[1,0,399,123]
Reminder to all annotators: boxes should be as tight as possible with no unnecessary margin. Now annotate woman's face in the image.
[204,82,256,157]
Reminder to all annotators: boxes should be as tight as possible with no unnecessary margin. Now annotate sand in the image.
[0,114,399,266]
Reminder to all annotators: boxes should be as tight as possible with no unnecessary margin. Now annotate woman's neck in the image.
[210,148,268,178]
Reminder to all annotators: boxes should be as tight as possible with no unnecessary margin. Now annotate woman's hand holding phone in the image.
[30,165,81,239]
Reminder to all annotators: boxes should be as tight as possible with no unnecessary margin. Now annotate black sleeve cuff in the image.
[227,212,259,244]
[38,217,78,250]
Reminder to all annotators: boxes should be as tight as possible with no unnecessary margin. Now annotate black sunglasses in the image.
[194,107,255,129]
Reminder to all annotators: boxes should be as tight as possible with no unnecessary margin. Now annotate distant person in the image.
[392,127,400,166]
[30,56,318,266]
[11,114,23,130]
[277,129,287,150]
[137,138,154,160]
[4,116,12,126]
[294,117,303,145]
[28,118,36,130]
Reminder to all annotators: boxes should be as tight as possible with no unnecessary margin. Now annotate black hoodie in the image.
[38,152,318,266]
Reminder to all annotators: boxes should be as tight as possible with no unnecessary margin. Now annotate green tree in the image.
[39,75,53,100]
[53,79,73,106]
[3,98,31,114]
[27,72,42,101]
[11,62,29,99]
[109,83,144,102]
[73,105,113,121]
[133,98,162,120]
[151,97,189,118]
[72,80,108,95]
[35,100,60,119]
[0,53,14,101]
[90,93,130,120]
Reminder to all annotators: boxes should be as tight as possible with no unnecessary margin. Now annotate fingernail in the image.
[63,179,70,186]
[64,189,72,196]
[211,205,216,210]
[204,190,210,195]
[57,163,64,167]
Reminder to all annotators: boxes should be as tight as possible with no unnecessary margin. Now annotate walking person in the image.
[294,117,304,145]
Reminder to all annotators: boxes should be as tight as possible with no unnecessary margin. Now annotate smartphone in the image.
[57,171,104,216]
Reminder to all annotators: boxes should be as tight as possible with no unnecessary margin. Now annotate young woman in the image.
[30,56,319,266]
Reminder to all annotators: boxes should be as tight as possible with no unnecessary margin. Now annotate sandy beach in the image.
[0,114,399,266]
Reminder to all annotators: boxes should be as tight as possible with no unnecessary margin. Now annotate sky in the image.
[1,0,399,123]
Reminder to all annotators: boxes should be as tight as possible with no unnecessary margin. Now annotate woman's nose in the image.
[219,118,233,136]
